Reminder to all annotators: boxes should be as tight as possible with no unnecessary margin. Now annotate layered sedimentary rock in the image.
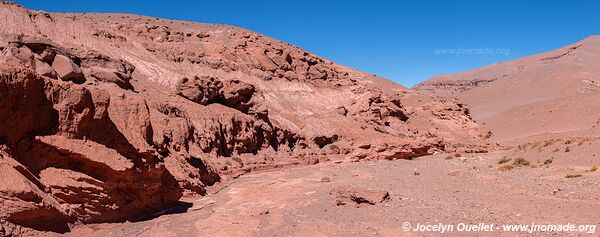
[0,68,181,235]
[0,3,489,234]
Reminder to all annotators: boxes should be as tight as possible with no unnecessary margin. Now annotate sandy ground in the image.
[67,152,600,237]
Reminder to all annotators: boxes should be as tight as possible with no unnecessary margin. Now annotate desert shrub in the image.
[445,155,454,160]
[498,157,511,164]
[565,174,582,178]
[512,157,530,167]
[588,165,597,172]
[543,159,553,165]
[232,157,244,166]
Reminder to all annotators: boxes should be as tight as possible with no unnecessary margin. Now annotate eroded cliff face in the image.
[0,68,182,234]
[0,3,489,234]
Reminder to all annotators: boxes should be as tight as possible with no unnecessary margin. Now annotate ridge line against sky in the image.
[13,0,600,87]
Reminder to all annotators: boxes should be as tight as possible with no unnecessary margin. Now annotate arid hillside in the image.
[415,36,600,141]
[0,3,490,235]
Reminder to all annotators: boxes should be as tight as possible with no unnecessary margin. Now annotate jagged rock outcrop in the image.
[176,76,225,105]
[413,77,501,98]
[0,150,72,234]
[0,68,181,235]
[0,3,490,234]
[81,52,136,90]
[176,76,256,113]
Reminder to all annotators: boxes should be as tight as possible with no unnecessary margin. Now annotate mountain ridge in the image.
[414,35,600,141]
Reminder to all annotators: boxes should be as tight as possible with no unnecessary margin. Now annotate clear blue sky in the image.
[14,0,599,87]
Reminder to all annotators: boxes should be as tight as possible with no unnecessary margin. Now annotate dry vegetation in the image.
[512,137,599,152]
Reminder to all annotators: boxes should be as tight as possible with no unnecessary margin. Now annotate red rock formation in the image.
[0,3,490,234]
[0,68,181,234]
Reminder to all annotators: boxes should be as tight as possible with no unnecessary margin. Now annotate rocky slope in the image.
[67,154,600,237]
[414,36,600,141]
[0,2,489,234]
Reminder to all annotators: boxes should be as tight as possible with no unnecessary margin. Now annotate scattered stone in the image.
[413,168,420,176]
[357,143,371,149]
[336,106,347,116]
[331,187,390,206]
[34,59,57,78]
[447,170,460,176]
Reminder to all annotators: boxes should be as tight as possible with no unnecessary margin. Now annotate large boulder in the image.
[221,79,255,112]
[34,59,57,78]
[176,76,257,114]
[176,76,224,105]
[51,54,85,83]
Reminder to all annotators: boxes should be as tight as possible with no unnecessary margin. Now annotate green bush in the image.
[512,157,530,167]
[565,174,582,178]
[498,157,511,164]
